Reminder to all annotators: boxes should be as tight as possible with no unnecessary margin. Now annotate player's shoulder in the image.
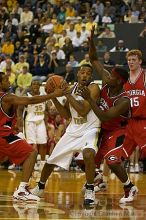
[88,82,100,90]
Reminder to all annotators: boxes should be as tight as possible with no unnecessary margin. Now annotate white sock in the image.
[19,182,28,188]
[123,178,130,186]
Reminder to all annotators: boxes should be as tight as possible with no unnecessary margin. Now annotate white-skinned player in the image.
[31,64,101,205]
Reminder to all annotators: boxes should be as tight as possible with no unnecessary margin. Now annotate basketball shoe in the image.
[13,186,40,201]
[84,184,95,205]
[30,185,44,198]
[94,172,107,192]
[82,171,107,193]
[119,185,138,203]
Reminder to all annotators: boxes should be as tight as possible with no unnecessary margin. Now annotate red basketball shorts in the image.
[95,128,126,168]
[0,134,33,165]
[106,118,146,165]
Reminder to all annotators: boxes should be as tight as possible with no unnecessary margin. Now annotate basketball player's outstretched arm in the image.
[80,86,130,121]
[88,26,110,85]
[65,83,100,117]
[2,89,63,114]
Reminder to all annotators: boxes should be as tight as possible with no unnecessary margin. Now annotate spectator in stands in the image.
[33,37,44,54]
[98,27,116,38]
[110,40,129,52]
[58,30,68,48]
[12,41,21,63]
[139,25,146,38]
[79,53,91,66]
[103,51,115,67]
[22,38,33,54]
[3,19,18,41]
[102,12,112,24]
[32,54,50,82]
[81,24,90,41]
[72,31,85,50]
[68,54,79,67]
[104,1,116,22]
[81,40,89,52]
[92,0,104,18]
[1,38,14,55]
[53,21,63,38]
[124,9,133,23]
[5,66,16,91]
[0,55,15,72]
[86,15,97,32]
[75,17,83,32]
[15,54,29,75]
[29,18,41,43]
[96,39,107,52]
[41,17,54,35]
[16,65,32,95]
[20,5,33,27]
[67,23,76,41]
[63,17,72,30]
[49,50,59,73]
[65,4,76,18]
[62,37,74,60]
[54,43,66,60]
[57,6,66,24]
[60,63,75,83]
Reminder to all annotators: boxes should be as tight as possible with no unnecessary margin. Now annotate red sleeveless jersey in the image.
[99,85,129,131]
[124,69,146,118]
[0,92,16,137]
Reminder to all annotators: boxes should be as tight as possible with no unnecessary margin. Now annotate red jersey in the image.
[0,92,16,137]
[124,69,146,119]
[99,84,129,131]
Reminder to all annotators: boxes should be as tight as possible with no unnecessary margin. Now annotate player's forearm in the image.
[88,98,110,121]
[52,98,71,120]
[66,94,88,117]
[92,60,105,80]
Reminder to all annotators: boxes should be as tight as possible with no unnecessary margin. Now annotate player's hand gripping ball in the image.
[45,75,65,93]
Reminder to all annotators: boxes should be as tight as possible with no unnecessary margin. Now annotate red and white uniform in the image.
[95,84,129,167]
[106,69,146,164]
[0,92,33,165]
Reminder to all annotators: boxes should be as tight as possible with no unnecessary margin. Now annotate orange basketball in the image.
[45,75,64,94]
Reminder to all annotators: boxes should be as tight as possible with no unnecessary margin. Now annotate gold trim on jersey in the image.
[34,112,44,115]
[73,116,87,124]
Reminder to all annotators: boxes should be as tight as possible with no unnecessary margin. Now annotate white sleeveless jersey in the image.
[66,83,101,136]
[24,92,46,122]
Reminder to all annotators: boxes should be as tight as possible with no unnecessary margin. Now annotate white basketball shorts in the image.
[46,128,100,170]
[24,120,47,144]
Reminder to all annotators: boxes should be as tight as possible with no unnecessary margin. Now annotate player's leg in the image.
[37,121,48,170]
[5,136,39,201]
[82,129,99,205]
[31,133,78,197]
[105,138,138,203]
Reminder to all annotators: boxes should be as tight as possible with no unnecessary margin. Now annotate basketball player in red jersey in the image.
[106,49,146,202]
[80,26,138,203]
[0,72,62,201]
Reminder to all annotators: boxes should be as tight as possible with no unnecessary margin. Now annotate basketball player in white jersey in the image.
[31,64,101,205]
[21,80,48,170]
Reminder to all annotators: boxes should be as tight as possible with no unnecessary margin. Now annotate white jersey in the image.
[24,92,46,122]
[66,83,101,136]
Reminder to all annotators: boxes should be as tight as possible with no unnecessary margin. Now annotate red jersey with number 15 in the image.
[99,84,129,131]
[0,92,16,137]
[124,69,146,118]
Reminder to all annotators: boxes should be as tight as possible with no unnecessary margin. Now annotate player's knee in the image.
[105,154,119,166]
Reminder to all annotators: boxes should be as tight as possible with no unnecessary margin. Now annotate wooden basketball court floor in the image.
[0,169,146,220]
